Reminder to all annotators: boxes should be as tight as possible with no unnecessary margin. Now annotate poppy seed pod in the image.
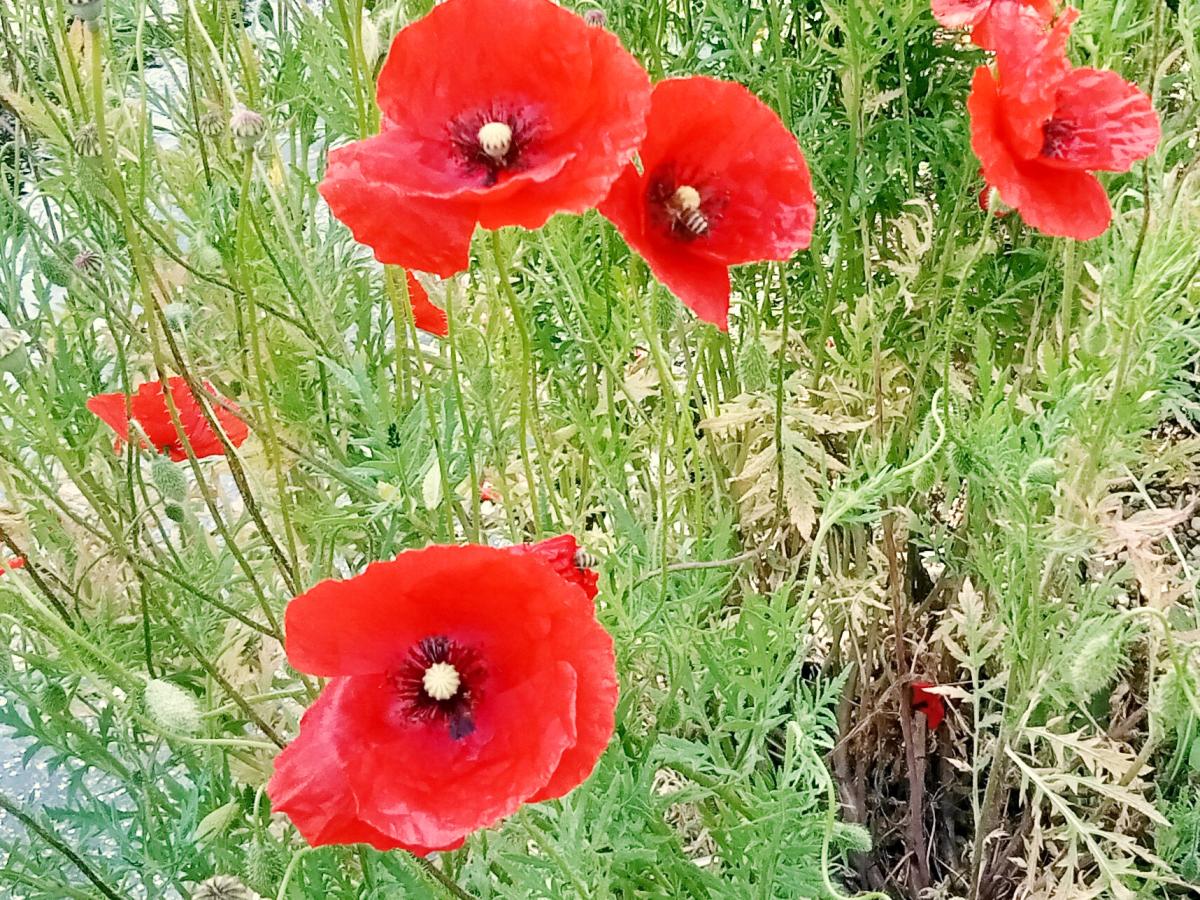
[72,249,103,278]
[66,0,103,27]
[143,678,202,735]
[0,328,28,375]
[198,109,225,138]
[73,123,101,158]
[230,105,266,152]
[583,9,607,27]
[192,874,257,900]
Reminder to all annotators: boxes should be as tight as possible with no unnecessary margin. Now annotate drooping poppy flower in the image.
[319,0,651,278]
[404,273,448,337]
[87,377,249,462]
[911,682,947,730]
[599,76,816,330]
[267,537,616,854]
[968,5,1160,240]
[930,0,1055,49]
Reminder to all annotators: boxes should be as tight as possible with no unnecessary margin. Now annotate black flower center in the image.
[449,105,541,187]
[1040,117,1075,161]
[646,165,724,242]
[393,635,483,740]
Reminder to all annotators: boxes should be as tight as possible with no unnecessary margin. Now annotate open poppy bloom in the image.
[911,682,947,730]
[599,77,815,330]
[968,5,1160,240]
[405,273,448,337]
[267,537,616,854]
[930,0,1055,49]
[87,377,249,462]
[319,0,651,278]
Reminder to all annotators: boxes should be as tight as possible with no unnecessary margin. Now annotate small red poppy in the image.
[911,682,946,730]
[319,0,651,278]
[931,0,1055,49]
[599,77,815,330]
[87,377,249,462]
[405,273,448,337]
[0,557,25,575]
[968,6,1160,240]
[267,536,616,854]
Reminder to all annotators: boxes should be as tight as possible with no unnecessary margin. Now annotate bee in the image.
[667,184,709,237]
[573,548,599,570]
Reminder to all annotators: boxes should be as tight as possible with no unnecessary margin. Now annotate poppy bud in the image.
[0,328,28,375]
[38,253,73,287]
[73,249,103,278]
[143,678,202,735]
[737,337,770,393]
[244,838,280,895]
[198,109,225,138]
[66,0,103,27]
[1065,617,1127,702]
[192,874,257,900]
[230,105,267,152]
[832,822,873,853]
[583,8,607,27]
[73,122,101,158]
[191,244,224,272]
[40,683,70,715]
[1023,457,1058,487]
[152,455,188,502]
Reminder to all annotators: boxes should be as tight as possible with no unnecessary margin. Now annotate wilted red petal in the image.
[911,682,947,730]
[970,67,1112,240]
[1041,68,1160,172]
[320,0,650,276]
[405,273,448,337]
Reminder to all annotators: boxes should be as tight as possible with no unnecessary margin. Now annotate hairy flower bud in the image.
[38,253,73,287]
[230,105,266,152]
[737,337,770,393]
[1065,617,1127,703]
[191,244,223,273]
[73,123,101,158]
[144,678,202,735]
[151,454,188,502]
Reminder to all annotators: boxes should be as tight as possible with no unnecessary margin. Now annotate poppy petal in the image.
[509,534,599,600]
[930,0,991,28]
[87,392,133,443]
[970,67,1112,240]
[1041,68,1160,172]
[285,545,595,677]
[406,273,449,337]
[320,141,480,278]
[335,666,576,849]
[991,4,1076,159]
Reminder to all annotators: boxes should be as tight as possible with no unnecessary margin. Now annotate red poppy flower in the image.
[318,0,651,278]
[87,377,249,462]
[911,682,946,730]
[405,273,448,337]
[599,77,815,330]
[0,557,25,575]
[968,6,1160,240]
[931,0,1055,49]
[267,537,616,854]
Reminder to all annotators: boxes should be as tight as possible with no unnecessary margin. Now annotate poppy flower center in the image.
[477,122,513,161]
[450,107,541,186]
[1040,117,1076,161]
[646,169,721,242]
[393,635,483,740]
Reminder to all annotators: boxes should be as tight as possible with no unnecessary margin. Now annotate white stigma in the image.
[477,121,513,161]
[422,662,461,701]
[672,185,702,212]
